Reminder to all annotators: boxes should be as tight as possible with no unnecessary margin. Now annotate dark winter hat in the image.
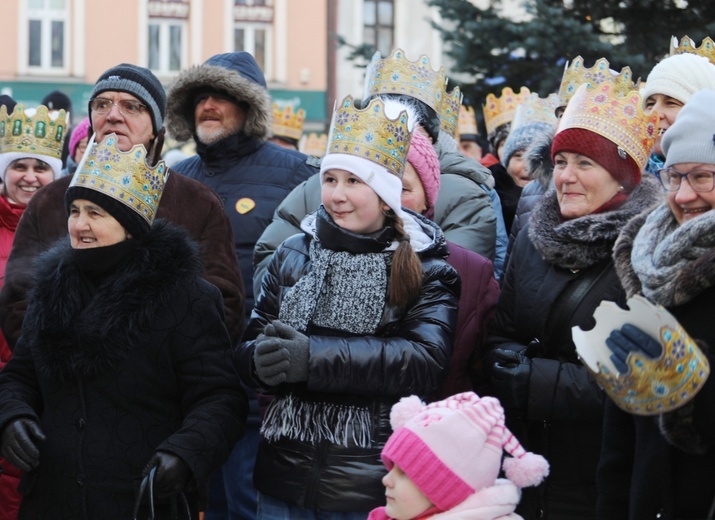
[41,90,72,112]
[65,186,149,238]
[90,63,166,134]
[663,89,715,168]
[0,95,17,113]
[552,128,641,190]
[501,122,552,169]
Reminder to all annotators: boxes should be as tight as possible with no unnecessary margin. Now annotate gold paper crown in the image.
[511,93,559,130]
[670,35,715,64]
[557,83,659,172]
[326,95,411,177]
[458,105,479,137]
[482,86,531,136]
[557,56,636,111]
[272,104,305,141]
[70,133,169,226]
[300,132,328,158]
[363,49,447,113]
[439,85,463,139]
[0,104,67,160]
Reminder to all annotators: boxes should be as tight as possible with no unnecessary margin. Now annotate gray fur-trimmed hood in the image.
[524,124,555,191]
[166,51,272,142]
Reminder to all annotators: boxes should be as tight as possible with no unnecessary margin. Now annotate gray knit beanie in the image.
[663,89,715,168]
[501,122,552,168]
[641,54,715,108]
[90,63,166,134]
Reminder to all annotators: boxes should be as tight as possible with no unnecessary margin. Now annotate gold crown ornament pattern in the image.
[557,83,659,172]
[458,105,479,137]
[482,86,531,136]
[439,85,463,139]
[363,49,447,113]
[0,104,67,160]
[326,96,411,177]
[300,132,328,158]
[557,56,636,111]
[669,35,715,64]
[70,133,169,226]
[511,93,559,130]
[272,104,306,141]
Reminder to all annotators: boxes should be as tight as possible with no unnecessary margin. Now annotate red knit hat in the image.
[382,392,549,512]
[406,130,441,211]
[551,128,641,190]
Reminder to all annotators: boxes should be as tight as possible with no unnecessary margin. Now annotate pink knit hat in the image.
[382,392,549,512]
[406,130,441,211]
[69,117,91,158]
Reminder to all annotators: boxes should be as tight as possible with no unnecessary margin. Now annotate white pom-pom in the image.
[390,395,424,429]
[502,452,550,488]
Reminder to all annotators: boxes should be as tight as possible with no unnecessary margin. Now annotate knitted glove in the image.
[490,348,531,414]
[0,418,46,472]
[606,323,662,374]
[254,325,290,386]
[143,451,192,499]
[270,320,310,383]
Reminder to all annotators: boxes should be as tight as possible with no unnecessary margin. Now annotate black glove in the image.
[0,418,46,472]
[490,348,532,412]
[605,323,662,374]
[253,321,310,386]
[143,451,192,499]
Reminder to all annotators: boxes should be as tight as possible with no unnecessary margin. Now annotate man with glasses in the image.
[0,61,247,410]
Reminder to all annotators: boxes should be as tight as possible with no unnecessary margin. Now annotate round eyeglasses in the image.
[89,97,147,117]
[657,167,715,193]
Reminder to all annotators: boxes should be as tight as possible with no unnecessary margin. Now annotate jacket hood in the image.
[24,220,204,381]
[524,124,555,191]
[166,51,272,142]
[435,143,493,189]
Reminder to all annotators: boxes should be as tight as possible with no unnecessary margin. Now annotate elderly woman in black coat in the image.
[0,134,247,519]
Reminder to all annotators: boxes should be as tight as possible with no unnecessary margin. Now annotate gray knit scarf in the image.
[631,205,715,307]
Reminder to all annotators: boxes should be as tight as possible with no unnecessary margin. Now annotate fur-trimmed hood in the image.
[524,124,555,190]
[23,220,204,381]
[166,51,272,142]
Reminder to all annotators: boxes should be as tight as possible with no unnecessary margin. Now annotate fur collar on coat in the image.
[524,125,555,192]
[528,175,662,270]
[23,220,203,381]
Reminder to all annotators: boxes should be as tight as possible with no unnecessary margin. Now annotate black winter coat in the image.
[238,211,460,512]
[0,222,248,520]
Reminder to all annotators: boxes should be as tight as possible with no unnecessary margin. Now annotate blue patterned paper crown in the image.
[326,96,412,178]
[69,133,169,226]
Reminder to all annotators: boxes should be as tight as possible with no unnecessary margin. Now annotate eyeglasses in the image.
[657,167,715,192]
[90,97,147,117]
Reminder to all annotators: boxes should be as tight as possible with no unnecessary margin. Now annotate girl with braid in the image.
[237,96,460,519]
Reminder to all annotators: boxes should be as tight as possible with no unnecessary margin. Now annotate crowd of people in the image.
[0,33,713,520]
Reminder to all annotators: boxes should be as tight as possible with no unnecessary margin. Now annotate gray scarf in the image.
[631,205,715,306]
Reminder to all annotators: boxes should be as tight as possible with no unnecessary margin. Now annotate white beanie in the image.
[641,53,715,108]
[663,89,715,168]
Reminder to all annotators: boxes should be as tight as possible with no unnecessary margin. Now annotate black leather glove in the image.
[143,451,192,499]
[253,321,309,386]
[0,418,46,472]
[606,323,662,374]
[490,348,532,413]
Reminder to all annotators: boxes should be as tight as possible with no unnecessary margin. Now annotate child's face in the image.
[382,464,433,520]
[321,168,388,234]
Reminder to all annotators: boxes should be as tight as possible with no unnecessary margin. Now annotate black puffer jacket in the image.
[238,210,460,512]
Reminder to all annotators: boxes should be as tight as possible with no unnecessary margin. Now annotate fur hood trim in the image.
[166,58,272,142]
[524,125,555,191]
[24,220,203,381]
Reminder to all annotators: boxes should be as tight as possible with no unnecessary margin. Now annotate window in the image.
[233,0,273,76]
[27,0,69,72]
[363,0,394,57]
[148,20,185,75]
[235,26,268,72]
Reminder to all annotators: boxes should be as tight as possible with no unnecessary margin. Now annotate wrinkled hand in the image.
[605,324,662,374]
[0,418,46,472]
[253,321,310,386]
[490,349,532,413]
[143,451,192,499]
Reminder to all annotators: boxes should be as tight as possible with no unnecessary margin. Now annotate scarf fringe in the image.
[261,394,373,448]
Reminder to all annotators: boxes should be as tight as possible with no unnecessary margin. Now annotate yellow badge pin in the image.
[236,197,256,214]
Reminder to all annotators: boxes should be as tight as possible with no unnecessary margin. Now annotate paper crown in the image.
[458,105,479,138]
[300,132,328,157]
[574,296,710,415]
[363,49,447,114]
[557,83,658,172]
[439,85,463,139]
[670,35,715,64]
[482,86,531,136]
[272,104,305,141]
[326,95,412,177]
[557,56,636,111]
[0,104,68,160]
[70,133,169,227]
[512,92,559,130]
